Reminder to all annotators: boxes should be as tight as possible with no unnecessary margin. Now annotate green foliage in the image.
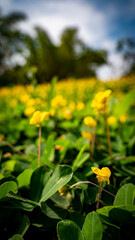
[9,234,24,240]
[0,181,17,199]
[43,134,55,163]
[0,79,135,239]
[40,165,72,203]
[47,76,58,108]
[17,169,33,188]
[113,183,135,206]
[82,212,103,240]
[14,215,30,236]
[41,201,67,220]
[26,27,107,83]
[113,90,135,117]
[57,220,84,240]
[29,166,46,202]
[72,145,90,172]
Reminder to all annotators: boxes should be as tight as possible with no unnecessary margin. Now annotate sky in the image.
[1,0,135,80]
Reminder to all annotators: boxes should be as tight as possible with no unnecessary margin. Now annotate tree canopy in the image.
[0,10,107,85]
[0,10,27,74]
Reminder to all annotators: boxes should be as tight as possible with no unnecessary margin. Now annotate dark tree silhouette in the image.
[0,10,27,74]
[26,27,107,82]
[0,10,107,85]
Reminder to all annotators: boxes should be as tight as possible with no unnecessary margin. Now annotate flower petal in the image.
[100,167,111,177]
[91,167,101,175]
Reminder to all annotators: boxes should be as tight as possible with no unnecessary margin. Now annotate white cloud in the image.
[96,38,130,81]
[1,0,107,46]
[97,51,129,81]
[1,0,129,80]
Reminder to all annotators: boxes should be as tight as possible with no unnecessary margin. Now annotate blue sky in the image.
[1,0,135,80]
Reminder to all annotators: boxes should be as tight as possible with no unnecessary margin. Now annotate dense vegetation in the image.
[0,77,135,239]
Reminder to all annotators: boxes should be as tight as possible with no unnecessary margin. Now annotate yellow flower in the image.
[76,101,85,111]
[55,145,63,151]
[91,100,104,111]
[58,186,68,196]
[91,89,112,112]
[27,98,36,107]
[49,109,55,117]
[119,114,127,123]
[91,167,111,184]
[63,109,72,120]
[81,131,92,140]
[30,111,49,126]
[20,94,30,103]
[24,107,35,116]
[84,116,97,127]
[51,95,67,108]
[69,101,76,111]
[100,90,112,103]
[107,116,117,125]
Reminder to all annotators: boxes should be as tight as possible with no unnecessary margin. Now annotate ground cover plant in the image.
[0,76,135,240]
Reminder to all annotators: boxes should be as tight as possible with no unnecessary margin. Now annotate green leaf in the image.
[43,135,54,162]
[121,165,135,176]
[3,160,16,171]
[50,192,70,207]
[82,212,103,240]
[69,211,85,229]
[47,76,58,108]
[0,181,17,199]
[55,137,74,163]
[109,205,135,225]
[17,169,33,188]
[30,166,46,202]
[8,234,23,240]
[0,173,4,180]
[8,192,39,207]
[1,199,35,211]
[97,206,119,229]
[66,133,77,145]
[113,90,135,117]
[97,206,114,218]
[41,157,55,170]
[16,215,30,236]
[40,165,72,203]
[60,119,79,130]
[113,183,135,206]
[72,146,89,172]
[41,201,67,219]
[57,220,84,240]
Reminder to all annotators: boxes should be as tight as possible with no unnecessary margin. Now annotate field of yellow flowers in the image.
[0,76,135,240]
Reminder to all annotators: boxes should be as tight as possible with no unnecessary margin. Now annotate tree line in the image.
[0,10,135,86]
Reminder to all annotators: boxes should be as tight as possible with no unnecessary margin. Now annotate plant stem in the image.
[88,126,92,157]
[0,139,27,159]
[69,181,115,197]
[38,125,41,168]
[96,182,102,210]
[105,107,115,184]
[104,107,112,163]
[91,113,98,157]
